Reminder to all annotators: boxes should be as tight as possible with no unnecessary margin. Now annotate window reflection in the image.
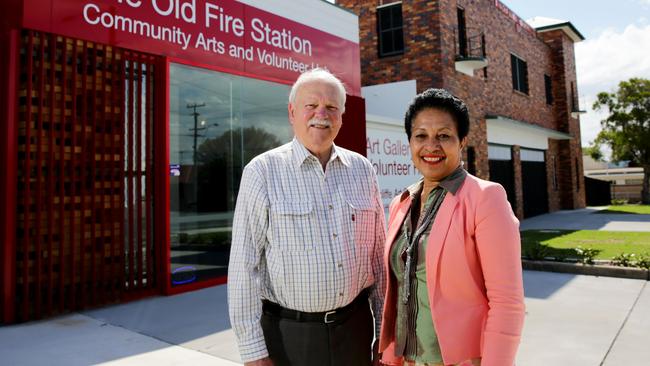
[169,64,291,286]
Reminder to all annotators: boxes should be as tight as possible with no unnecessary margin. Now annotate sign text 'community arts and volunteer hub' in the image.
[22,0,361,93]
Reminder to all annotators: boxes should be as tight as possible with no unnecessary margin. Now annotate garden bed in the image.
[522,259,650,280]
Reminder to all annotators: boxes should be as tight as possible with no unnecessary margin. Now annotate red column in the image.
[1,29,19,324]
[159,58,172,295]
[336,94,367,156]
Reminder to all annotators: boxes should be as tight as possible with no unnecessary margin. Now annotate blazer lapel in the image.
[385,196,411,262]
[425,192,460,296]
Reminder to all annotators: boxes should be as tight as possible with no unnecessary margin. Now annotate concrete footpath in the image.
[1,271,648,366]
[520,207,650,232]
[2,208,650,365]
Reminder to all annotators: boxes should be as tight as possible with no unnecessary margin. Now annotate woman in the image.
[379,89,525,366]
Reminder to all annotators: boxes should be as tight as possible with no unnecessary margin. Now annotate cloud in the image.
[576,24,650,88]
[575,23,650,148]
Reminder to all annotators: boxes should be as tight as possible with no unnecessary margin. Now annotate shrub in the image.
[611,199,629,205]
[552,252,570,262]
[635,254,650,270]
[526,242,550,260]
[575,246,600,265]
[612,252,636,267]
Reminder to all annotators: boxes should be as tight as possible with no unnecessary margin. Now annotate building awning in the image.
[486,114,572,150]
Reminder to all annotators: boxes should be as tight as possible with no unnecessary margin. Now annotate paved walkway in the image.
[520,207,650,232]
[2,208,649,365]
[1,272,649,366]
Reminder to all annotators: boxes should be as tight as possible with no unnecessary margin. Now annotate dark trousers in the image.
[260,297,374,366]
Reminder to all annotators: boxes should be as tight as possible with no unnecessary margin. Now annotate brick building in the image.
[338,0,586,218]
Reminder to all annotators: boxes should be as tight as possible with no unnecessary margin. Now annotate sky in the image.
[497,0,650,152]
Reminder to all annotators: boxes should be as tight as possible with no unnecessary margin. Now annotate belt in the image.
[262,289,369,324]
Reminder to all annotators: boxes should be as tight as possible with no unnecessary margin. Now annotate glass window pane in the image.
[392,6,403,27]
[511,54,518,91]
[382,31,394,54]
[394,30,404,52]
[379,8,391,30]
[168,63,291,286]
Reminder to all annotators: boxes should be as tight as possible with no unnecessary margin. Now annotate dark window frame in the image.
[510,54,529,94]
[457,6,468,58]
[377,2,405,57]
[551,155,558,191]
[570,81,579,112]
[544,74,553,105]
[575,157,581,191]
[466,146,476,175]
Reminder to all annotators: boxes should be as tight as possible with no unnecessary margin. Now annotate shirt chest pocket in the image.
[269,200,315,252]
[345,197,376,247]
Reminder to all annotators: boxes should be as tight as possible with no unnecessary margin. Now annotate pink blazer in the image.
[379,174,525,366]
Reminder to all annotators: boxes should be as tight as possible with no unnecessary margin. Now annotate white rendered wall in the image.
[238,0,359,43]
[487,119,551,150]
[362,80,417,123]
[363,80,419,213]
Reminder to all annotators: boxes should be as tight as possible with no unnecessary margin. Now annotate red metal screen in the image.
[14,30,159,321]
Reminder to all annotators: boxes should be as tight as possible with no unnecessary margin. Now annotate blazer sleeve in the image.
[474,183,525,366]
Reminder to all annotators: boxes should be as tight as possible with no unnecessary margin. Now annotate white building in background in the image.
[363,80,421,213]
[583,155,644,202]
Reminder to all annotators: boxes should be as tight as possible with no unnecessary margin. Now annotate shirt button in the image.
[333,233,338,238]
[337,263,343,268]
[339,292,343,297]
[328,204,333,210]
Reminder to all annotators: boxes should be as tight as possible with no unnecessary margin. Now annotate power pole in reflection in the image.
[187,102,206,167]
[187,103,205,211]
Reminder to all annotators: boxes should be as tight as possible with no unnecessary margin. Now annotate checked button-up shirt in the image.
[228,138,386,362]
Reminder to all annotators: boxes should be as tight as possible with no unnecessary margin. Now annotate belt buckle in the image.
[324,310,336,324]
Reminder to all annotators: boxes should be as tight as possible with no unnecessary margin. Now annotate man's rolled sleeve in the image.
[227,163,270,362]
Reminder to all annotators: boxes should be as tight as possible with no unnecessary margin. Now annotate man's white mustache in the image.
[308,118,331,128]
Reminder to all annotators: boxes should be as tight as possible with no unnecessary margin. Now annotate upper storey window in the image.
[511,54,529,94]
[377,2,404,57]
[545,74,553,105]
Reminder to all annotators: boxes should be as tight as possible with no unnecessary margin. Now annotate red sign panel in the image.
[21,0,361,94]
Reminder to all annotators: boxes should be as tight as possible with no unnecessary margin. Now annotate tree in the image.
[593,77,650,204]
[195,127,282,212]
[583,143,604,162]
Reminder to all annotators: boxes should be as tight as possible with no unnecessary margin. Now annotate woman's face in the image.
[410,108,466,184]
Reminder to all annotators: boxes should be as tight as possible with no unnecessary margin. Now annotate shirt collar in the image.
[400,165,467,200]
[291,138,350,168]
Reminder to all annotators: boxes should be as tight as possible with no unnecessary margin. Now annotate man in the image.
[228,68,386,366]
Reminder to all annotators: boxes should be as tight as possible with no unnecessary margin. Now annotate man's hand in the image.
[244,357,274,366]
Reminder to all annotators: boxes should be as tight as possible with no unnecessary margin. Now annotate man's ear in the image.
[288,103,295,126]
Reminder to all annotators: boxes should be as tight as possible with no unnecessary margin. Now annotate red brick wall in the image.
[440,0,556,128]
[539,30,586,209]
[337,0,445,90]
[546,141,562,212]
[511,145,524,218]
[339,0,586,211]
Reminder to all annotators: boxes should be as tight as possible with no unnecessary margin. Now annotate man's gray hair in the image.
[289,68,347,113]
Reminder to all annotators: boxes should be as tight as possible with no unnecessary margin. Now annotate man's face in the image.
[288,80,343,157]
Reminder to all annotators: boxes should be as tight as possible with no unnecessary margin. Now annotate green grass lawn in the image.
[595,204,650,215]
[521,229,650,260]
